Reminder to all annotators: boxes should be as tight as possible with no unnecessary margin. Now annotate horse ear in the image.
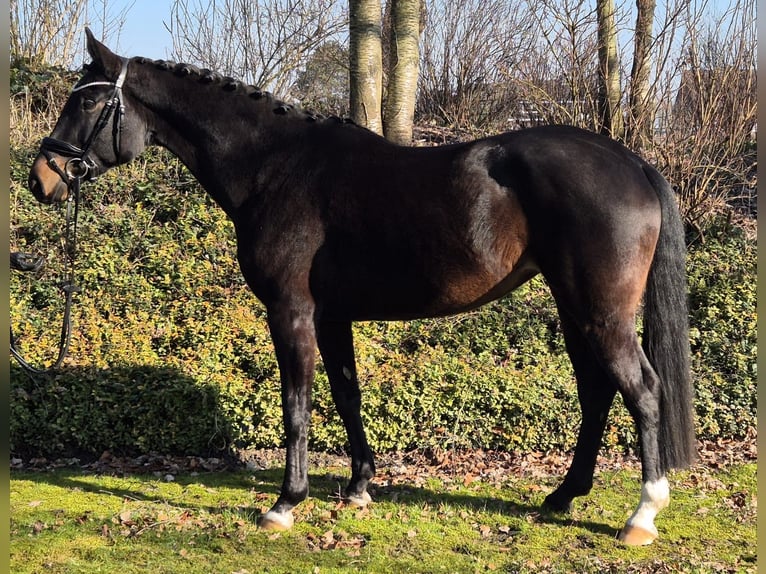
[84,27,122,78]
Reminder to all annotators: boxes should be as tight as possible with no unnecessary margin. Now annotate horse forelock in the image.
[130,56,351,126]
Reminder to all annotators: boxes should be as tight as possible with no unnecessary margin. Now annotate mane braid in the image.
[131,56,354,126]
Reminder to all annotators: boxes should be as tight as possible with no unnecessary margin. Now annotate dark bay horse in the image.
[29,30,695,545]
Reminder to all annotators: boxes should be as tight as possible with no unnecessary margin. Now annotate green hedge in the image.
[10,89,756,459]
[10,145,756,459]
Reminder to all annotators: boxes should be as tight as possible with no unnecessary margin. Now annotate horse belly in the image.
[436,252,540,315]
[318,244,538,322]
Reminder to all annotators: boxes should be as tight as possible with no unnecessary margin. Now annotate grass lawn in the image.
[10,453,756,573]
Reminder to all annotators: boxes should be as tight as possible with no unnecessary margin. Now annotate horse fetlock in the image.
[541,492,573,514]
[543,479,592,513]
[359,460,376,481]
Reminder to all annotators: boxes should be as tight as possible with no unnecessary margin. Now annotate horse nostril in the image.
[29,173,45,202]
[29,174,54,204]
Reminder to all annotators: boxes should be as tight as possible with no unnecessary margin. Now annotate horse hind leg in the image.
[583,318,668,545]
[544,306,668,545]
[616,347,670,546]
[543,311,616,513]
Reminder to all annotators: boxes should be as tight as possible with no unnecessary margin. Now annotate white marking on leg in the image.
[345,490,372,508]
[625,477,670,536]
[342,366,353,380]
[259,509,295,530]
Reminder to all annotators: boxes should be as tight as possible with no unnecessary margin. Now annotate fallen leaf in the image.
[119,510,133,524]
[319,529,336,549]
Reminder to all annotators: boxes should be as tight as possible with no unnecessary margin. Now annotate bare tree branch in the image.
[168,0,346,96]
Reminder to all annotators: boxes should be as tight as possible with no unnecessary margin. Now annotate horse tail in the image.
[642,164,696,472]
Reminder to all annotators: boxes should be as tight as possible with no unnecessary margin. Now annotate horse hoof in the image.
[541,495,573,514]
[344,491,372,508]
[258,509,294,531]
[617,524,657,546]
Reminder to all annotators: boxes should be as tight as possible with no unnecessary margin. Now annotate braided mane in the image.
[130,56,354,126]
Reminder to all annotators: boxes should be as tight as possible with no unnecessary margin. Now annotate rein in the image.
[10,176,82,375]
[10,58,128,376]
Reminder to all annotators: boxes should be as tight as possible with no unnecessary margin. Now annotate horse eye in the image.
[82,99,97,112]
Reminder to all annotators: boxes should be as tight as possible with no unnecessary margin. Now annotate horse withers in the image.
[28,29,696,545]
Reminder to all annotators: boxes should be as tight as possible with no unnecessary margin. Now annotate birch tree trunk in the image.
[596,0,624,139]
[627,0,656,149]
[349,0,384,134]
[383,0,421,144]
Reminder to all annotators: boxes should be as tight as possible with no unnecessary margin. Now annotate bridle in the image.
[10,57,129,376]
[40,57,130,182]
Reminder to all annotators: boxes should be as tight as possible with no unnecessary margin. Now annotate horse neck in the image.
[129,59,291,216]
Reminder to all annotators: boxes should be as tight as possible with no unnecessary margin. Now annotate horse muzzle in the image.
[29,154,70,204]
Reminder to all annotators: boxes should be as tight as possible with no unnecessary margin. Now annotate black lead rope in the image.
[10,174,82,376]
[11,57,128,377]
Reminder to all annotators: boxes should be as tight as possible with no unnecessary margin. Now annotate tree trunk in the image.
[383,0,421,144]
[349,0,384,135]
[596,0,624,139]
[628,0,656,149]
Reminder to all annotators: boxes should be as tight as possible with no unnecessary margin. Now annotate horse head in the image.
[29,28,148,203]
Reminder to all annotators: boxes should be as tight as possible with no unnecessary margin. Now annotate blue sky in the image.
[96,0,741,63]
[109,1,175,60]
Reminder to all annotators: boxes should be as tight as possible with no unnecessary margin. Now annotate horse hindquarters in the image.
[535,162,693,545]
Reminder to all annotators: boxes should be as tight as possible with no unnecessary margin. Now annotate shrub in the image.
[686,224,757,440]
[9,67,756,459]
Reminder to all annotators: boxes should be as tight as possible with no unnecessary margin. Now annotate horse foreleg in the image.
[317,320,375,507]
[259,302,317,531]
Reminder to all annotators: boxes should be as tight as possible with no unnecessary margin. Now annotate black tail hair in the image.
[642,165,697,472]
